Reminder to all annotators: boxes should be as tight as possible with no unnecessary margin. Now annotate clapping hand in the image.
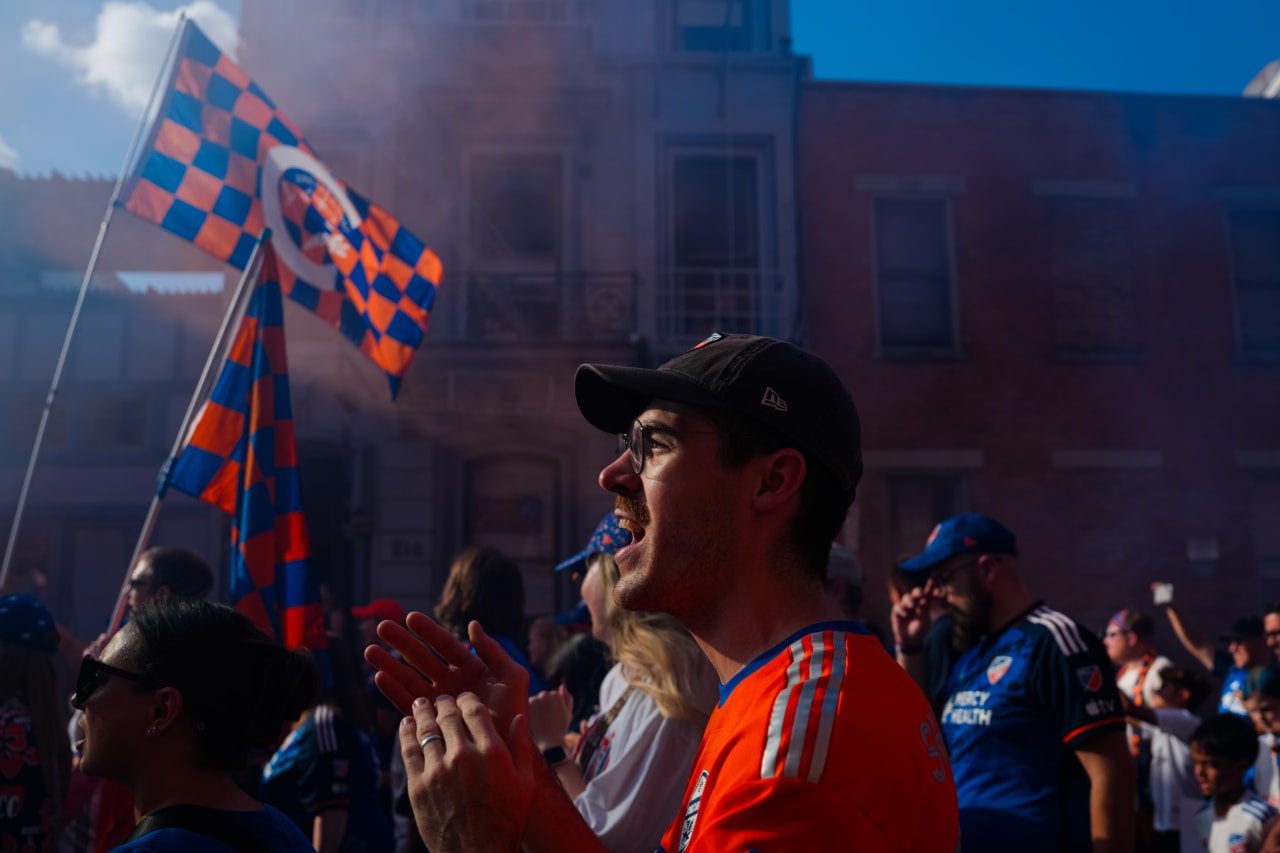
[367,614,530,736]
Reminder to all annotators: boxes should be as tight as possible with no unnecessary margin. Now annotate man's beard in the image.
[949,585,994,653]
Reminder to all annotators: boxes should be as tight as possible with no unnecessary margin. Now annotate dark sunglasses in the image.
[74,656,160,708]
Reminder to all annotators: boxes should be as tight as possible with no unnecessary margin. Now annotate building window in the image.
[469,152,563,264]
[666,154,761,337]
[885,473,968,566]
[1227,209,1280,358]
[873,198,957,353]
[673,0,761,51]
[1047,199,1140,358]
[84,394,149,450]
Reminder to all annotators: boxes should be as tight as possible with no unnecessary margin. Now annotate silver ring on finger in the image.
[420,733,444,752]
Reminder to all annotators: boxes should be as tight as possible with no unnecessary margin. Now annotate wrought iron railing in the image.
[656,267,790,343]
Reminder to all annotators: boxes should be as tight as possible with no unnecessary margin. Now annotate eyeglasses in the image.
[930,559,979,591]
[616,419,719,475]
[1103,630,1126,639]
[74,656,160,708]
[617,419,652,474]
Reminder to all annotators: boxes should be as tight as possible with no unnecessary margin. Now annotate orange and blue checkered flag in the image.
[124,20,441,399]
[165,241,328,662]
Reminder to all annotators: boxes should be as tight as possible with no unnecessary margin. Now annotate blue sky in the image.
[3,1,1280,177]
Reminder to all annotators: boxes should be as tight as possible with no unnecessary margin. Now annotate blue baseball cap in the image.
[899,513,1018,574]
[554,514,633,574]
[0,594,59,654]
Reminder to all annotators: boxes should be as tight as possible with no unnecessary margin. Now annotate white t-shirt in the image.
[572,662,708,853]
[1253,732,1280,808]
[1196,793,1279,853]
[1141,708,1204,848]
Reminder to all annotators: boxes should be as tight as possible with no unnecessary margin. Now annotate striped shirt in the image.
[1196,793,1280,852]
[658,621,959,852]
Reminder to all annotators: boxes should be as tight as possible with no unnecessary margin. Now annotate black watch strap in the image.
[541,745,569,766]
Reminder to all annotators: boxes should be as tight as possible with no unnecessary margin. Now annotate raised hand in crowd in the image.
[890,578,941,697]
[527,684,575,751]
[890,579,938,648]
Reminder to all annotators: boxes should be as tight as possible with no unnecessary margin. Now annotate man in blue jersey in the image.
[892,513,1135,853]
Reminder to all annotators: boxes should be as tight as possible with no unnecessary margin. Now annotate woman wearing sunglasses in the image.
[73,598,321,852]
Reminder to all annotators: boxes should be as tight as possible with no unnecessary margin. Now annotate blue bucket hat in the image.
[0,594,59,654]
[555,513,633,575]
[900,513,1018,575]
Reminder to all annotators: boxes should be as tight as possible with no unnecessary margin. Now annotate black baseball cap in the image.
[575,333,862,500]
[1222,616,1265,643]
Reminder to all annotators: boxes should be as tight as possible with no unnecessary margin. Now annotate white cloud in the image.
[0,136,18,171]
[22,2,238,113]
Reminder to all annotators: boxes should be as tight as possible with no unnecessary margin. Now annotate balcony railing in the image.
[452,271,638,341]
[656,267,790,343]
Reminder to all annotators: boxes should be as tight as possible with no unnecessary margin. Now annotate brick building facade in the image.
[799,81,1280,636]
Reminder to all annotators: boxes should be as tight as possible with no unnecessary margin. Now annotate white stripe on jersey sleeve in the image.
[314,704,338,753]
[1027,606,1087,656]
[760,638,808,779]
[759,631,849,784]
[805,635,846,784]
[1241,795,1278,823]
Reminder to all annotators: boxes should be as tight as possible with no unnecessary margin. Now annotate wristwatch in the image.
[541,745,570,766]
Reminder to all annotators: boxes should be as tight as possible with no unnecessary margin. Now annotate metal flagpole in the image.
[105,231,272,635]
[0,14,189,590]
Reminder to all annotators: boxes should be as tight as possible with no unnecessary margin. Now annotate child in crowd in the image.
[1245,665,1280,809]
[1123,665,1211,853]
[1191,713,1279,853]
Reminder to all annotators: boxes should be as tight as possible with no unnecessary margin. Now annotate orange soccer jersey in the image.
[659,621,959,852]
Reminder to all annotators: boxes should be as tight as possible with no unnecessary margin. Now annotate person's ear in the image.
[752,449,806,512]
[147,686,185,737]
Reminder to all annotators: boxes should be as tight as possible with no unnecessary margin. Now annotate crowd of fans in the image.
[5,332,1280,852]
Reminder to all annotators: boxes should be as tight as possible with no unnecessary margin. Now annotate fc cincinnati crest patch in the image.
[986,655,1013,685]
[678,770,709,853]
[1076,665,1103,692]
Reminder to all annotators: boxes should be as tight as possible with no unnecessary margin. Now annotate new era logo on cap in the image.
[760,387,788,412]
